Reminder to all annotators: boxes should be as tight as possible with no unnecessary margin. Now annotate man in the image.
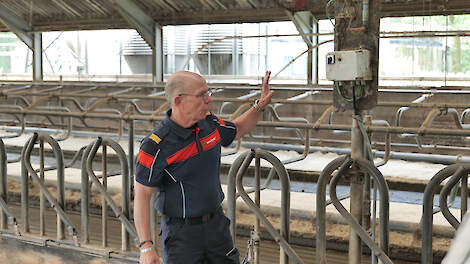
[134,70,274,264]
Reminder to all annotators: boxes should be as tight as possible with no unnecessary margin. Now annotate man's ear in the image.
[173,95,182,106]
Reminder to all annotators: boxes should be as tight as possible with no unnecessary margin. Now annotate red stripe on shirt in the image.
[200,129,221,151]
[166,141,198,165]
[216,116,226,126]
[137,149,154,168]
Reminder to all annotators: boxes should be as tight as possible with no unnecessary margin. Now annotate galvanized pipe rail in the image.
[327,157,392,264]
[0,105,25,139]
[421,164,470,264]
[0,137,17,231]
[4,88,470,109]
[85,137,138,251]
[229,149,303,264]
[439,167,468,229]
[22,133,79,245]
[0,132,140,261]
[3,108,470,137]
[315,155,392,264]
[240,129,310,197]
[3,84,470,151]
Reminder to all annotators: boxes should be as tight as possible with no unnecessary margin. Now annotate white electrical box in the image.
[326,49,372,81]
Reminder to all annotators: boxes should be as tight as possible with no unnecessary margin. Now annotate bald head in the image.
[165,71,205,107]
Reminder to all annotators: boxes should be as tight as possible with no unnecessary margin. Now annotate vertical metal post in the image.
[121,140,131,252]
[39,140,45,236]
[232,24,238,76]
[350,113,365,264]
[21,138,30,233]
[363,115,372,231]
[227,152,253,245]
[102,145,108,247]
[316,156,349,263]
[254,156,261,264]
[462,173,468,219]
[128,119,134,200]
[54,136,65,241]
[0,139,7,229]
[314,21,319,86]
[208,28,211,77]
[152,23,163,84]
[81,143,94,244]
[307,20,313,85]
[33,32,43,81]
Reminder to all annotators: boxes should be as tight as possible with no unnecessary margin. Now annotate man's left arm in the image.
[233,71,275,140]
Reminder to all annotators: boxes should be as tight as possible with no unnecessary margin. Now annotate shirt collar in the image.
[164,109,194,140]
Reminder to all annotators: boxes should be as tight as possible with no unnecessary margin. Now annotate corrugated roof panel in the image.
[0,0,466,32]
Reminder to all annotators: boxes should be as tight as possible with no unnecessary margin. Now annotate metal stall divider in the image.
[227,149,302,264]
[316,155,392,264]
[22,133,79,245]
[0,138,19,233]
[420,164,470,263]
[85,137,139,251]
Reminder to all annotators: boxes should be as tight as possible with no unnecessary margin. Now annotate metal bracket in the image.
[113,0,156,48]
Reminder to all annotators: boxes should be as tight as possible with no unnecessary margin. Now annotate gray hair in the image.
[164,75,186,107]
[164,71,203,107]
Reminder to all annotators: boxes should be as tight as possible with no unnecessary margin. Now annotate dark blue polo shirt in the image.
[135,110,237,218]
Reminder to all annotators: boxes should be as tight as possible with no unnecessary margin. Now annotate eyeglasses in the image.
[178,90,213,101]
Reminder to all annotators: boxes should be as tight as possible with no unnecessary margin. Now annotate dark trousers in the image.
[160,210,240,264]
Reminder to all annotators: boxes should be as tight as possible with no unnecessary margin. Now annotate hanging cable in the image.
[335,82,362,103]
[326,0,336,31]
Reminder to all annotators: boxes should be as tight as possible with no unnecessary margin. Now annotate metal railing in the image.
[420,164,470,263]
[84,137,139,251]
[227,149,303,264]
[315,154,392,264]
[0,137,18,233]
[0,132,141,261]
[2,82,470,263]
[22,133,78,244]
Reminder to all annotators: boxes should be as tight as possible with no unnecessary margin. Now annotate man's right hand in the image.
[139,248,160,264]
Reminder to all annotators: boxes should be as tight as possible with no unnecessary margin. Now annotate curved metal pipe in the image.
[85,137,138,250]
[420,164,469,263]
[329,158,391,264]
[370,119,391,167]
[229,102,252,120]
[461,108,470,124]
[315,155,349,264]
[0,105,25,139]
[20,137,31,233]
[239,129,310,197]
[0,137,7,229]
[236,149,300,264]
[23,133,79,245]
[35,106,73,141]
[395,94,433,127]
[80,142,94,244]
[439,166,467,229]
[226,150,254,244]
[219,91,260,116]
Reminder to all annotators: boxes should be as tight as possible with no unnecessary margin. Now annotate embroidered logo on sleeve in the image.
[137,149,154,168]
[200,129,221,151]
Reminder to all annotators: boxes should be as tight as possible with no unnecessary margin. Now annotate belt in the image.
[167,207,222,225]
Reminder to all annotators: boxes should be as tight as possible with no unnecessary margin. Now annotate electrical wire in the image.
[326,0,336,31]
[334,81,361,102]
[352,82,358,115]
